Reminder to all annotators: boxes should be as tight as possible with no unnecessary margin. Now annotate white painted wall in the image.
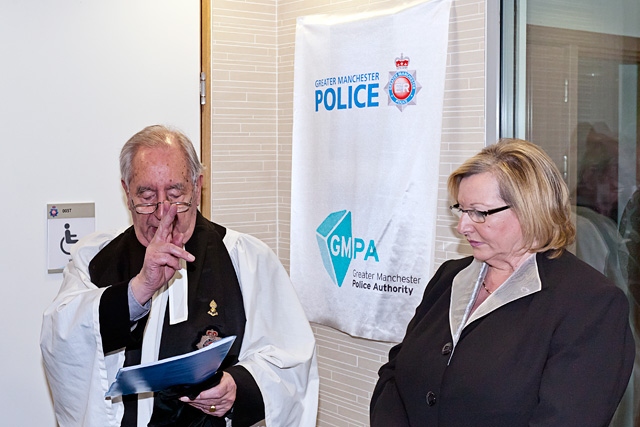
[0,1,200,424]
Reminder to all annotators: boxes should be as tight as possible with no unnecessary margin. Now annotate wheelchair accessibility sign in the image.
[47,203,95,273]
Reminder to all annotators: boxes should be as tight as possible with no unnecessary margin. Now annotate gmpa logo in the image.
[385,53,421,111]
[316,210,379,287]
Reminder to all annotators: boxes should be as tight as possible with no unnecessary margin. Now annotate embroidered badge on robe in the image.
[196,329,222,349]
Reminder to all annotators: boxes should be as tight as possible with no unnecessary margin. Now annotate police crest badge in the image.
[385,53,421,111]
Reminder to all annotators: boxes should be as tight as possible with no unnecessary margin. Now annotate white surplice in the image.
[40,228,319,427]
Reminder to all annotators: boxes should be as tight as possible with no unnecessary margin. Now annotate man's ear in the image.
[121,180,130,198]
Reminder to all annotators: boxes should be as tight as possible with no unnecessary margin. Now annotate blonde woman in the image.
[371,139,634,427]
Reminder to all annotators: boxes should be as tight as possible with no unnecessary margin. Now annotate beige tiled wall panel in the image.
[210,0,279,248]
[209,0,487,425]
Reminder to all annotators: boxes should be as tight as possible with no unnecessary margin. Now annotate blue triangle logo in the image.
[316,210,353,287]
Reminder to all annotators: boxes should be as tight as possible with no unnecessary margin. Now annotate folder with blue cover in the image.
[106,335,236,397]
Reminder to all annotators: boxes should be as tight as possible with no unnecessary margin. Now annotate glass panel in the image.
[502,1,640,425]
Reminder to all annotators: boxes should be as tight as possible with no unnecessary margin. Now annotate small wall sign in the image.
[47,203,96,274]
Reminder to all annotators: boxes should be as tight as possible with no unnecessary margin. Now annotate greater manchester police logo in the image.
[385,53,421,111]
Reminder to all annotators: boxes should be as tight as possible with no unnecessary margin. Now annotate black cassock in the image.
[90,212,264,427]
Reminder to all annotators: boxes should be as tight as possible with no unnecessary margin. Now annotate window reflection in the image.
[502,1,640,425]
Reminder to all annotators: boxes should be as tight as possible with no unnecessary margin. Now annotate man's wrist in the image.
[128,281,151,322]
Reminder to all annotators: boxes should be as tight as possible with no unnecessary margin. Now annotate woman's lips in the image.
[468,239,482,248]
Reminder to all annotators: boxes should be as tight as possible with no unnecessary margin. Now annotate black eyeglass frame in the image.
[449,203,511,223]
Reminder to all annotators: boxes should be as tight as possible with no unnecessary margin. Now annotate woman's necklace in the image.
[482,281,492,295]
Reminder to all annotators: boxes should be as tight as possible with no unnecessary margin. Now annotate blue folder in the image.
[106,335,236,397]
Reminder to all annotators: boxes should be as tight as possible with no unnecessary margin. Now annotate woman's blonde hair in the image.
[447,138,575,258]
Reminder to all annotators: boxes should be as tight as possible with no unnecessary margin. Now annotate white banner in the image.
[290,0,451,342]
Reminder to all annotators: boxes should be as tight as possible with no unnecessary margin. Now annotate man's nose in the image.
[154,200,170,220]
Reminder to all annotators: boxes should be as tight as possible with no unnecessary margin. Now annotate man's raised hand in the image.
[130,203,195,305]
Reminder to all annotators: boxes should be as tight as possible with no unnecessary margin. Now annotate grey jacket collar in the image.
[449,254,541,357]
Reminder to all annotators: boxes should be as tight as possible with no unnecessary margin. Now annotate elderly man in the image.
[40,125,318,427]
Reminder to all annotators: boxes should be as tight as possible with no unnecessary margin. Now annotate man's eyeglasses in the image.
[131,199,192,215]
[449,204,510,224]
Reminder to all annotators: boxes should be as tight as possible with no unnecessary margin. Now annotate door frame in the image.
[201,0,212,218]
